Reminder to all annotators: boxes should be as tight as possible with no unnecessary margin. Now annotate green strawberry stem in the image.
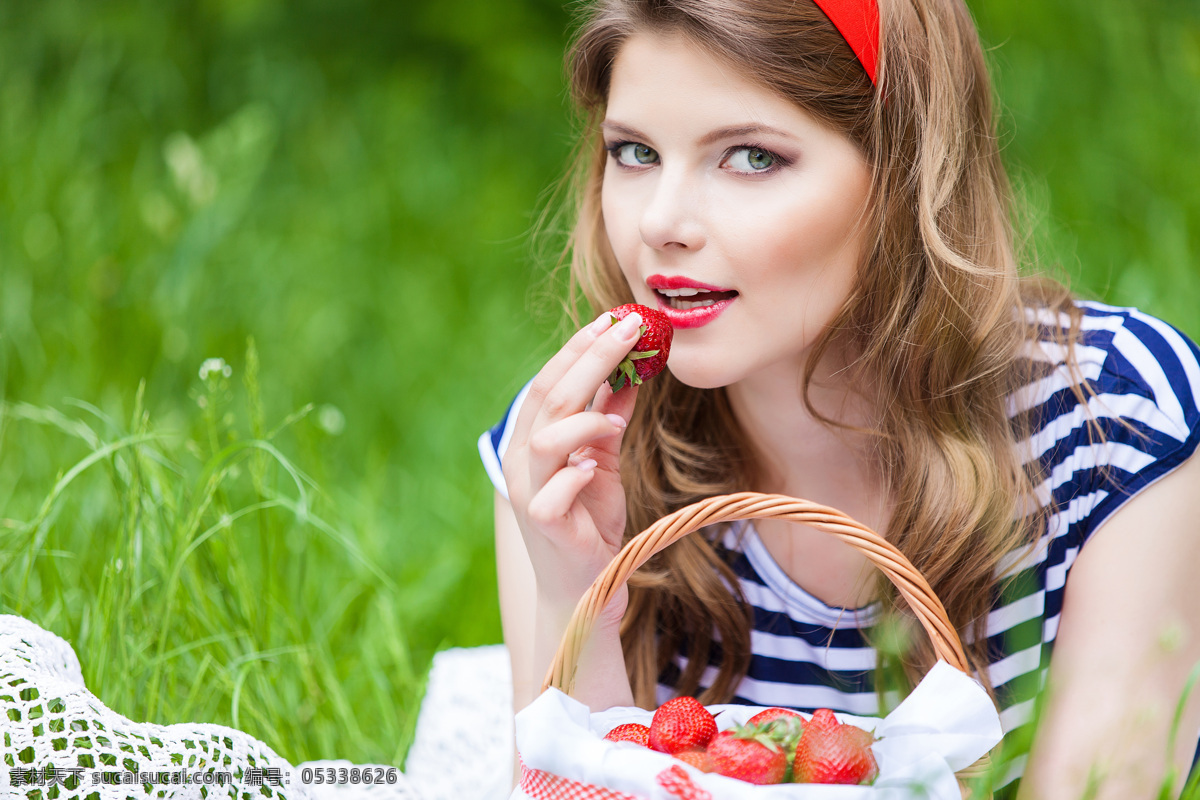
[607,360,640,391]
[606,349,658,391]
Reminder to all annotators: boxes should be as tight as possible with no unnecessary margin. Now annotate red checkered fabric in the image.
[520,763,648,800]
[656,765,713,800]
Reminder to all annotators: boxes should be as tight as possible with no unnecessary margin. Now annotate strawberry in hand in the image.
[605,304,673,391]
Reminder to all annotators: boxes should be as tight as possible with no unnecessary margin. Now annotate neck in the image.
[724,347,889,518]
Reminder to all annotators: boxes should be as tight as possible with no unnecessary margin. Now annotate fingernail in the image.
[615,312,642,340]
[575,458,598,472]
[590,312,615,334]
[605,414,627,430]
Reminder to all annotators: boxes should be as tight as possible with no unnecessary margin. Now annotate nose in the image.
[638,168,706,252]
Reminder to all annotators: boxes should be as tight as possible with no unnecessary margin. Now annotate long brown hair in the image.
[551,0,1085,708]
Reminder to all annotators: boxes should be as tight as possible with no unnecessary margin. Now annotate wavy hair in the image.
[547,0,1087,708]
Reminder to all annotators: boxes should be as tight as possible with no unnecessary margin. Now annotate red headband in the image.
[812,0,880,85]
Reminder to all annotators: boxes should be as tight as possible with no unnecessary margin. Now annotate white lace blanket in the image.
[0,615,515,799]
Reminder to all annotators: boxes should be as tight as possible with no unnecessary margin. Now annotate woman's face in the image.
[600,32,874,390]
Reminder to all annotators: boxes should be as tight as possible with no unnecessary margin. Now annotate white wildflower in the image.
[164,132,218,206]
[318,404,346,436]
[199,358,232,380]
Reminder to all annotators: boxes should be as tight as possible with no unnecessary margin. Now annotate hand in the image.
[501,310,646,623]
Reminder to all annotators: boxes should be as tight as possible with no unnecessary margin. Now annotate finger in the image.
[510,312,615,444]
[568,382,639,467]
[525,460,599,534]
[527,411,628,489]
[590,378,640,423]
[533,311,643,428]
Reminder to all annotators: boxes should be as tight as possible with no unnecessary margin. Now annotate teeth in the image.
[669,297,719,310]
[657,287,702,297]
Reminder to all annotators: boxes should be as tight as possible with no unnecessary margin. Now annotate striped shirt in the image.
[479,301,1200,793]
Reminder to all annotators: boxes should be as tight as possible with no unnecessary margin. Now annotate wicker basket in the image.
[541,491,995,784]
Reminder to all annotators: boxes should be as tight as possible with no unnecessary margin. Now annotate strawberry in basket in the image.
[792,709,879,785]
[705,724,788,785]
[603,723,651,747]
[606,697,878,787]
[747,707,805,727]
[649,696,717,754]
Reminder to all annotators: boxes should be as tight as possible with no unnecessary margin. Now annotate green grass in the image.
[0,0,1197,780]
[1,348,434,765]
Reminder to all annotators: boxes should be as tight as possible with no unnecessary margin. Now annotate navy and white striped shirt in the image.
[479,301,1200,792]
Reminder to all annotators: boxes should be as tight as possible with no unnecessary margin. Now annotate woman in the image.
[481,1,1200,795]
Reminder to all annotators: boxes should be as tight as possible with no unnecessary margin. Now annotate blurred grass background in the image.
[0,0,1197,771]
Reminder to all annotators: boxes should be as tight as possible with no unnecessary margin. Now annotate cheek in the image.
[602,187,655,302]
[731,181,868,295]
[600,179,637,258]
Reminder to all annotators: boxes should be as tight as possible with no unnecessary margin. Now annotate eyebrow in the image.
[600,121,798,147]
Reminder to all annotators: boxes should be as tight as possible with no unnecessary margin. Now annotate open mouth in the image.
[655,287,739,310]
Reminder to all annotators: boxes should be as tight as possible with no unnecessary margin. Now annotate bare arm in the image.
[495,490,537,789]
[496,489,635,789]
[496,490,539,716]
[496,490,635,713]
[1018,450,1200,799]
[494,312,647,786]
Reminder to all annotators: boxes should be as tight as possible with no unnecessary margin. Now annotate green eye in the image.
[746,148,773,170]
[614,142,658,165]
[634,144,656,164]
[726,147,777,172]
[720,146,777,172]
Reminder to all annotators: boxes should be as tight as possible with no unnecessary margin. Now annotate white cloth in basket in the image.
[513,661,1003,799]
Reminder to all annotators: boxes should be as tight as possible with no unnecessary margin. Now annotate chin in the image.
[665,363,738,391]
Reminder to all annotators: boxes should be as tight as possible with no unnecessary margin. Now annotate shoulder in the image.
[1073,301,1198,431]
[1021,301,1200,413]
[477,380,534,500]
[1013,300,1200,540]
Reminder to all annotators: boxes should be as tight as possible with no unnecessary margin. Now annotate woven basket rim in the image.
[544,491,973,695]
[539,491,996,784]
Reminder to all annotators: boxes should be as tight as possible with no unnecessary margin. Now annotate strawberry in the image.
[605,303,673,391]
[705,727,787,785]
[649,696,717,755]
[841,723,876,750]
[747,707,805,728]
[656,764,712,800]
[673,748,713,773]
[792,722,878,785]
[738,710,805,762]
[747,713,807,783]
[805,708,840,732]
[603,722,650,747]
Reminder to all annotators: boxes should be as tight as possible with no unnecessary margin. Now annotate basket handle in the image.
[542,491,970,695]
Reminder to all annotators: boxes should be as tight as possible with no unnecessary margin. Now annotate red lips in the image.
[647,274,738,329]
[646,275,734,293]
